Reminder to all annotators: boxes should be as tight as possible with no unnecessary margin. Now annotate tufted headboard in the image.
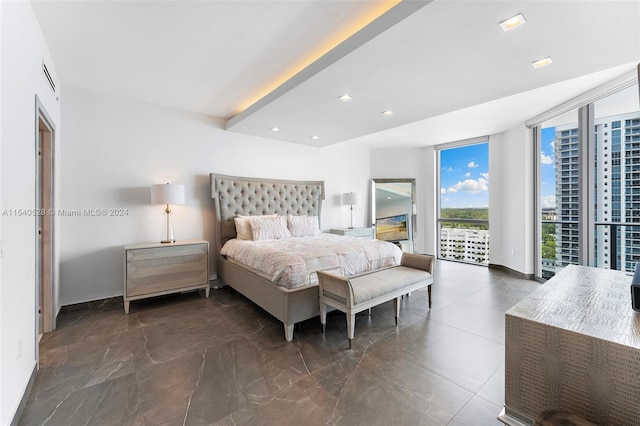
[210,173,325,251]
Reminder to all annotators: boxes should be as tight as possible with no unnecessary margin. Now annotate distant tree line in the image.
[440,208,489,231]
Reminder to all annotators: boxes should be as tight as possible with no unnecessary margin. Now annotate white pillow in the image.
[287,215,320,237]
[234,214,277,240]
[250,215,292,241]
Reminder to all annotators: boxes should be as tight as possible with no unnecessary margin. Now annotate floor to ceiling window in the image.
[539,110,580,279]
[437,140,489,265]
[535,78,639,279]
[593,84,640,272]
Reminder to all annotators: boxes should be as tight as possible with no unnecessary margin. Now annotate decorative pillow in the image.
[287,215,320,237]
[234,214,277,240]
[250,215,292,241]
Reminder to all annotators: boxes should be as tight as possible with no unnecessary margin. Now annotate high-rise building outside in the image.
[546,112,640,276]
[553,124,579,271]
[439,227,489,265]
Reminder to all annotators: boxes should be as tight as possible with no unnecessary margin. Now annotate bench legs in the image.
[393,297,400,325]
[321,284,432,349]
[320,303,328,333]
[347,314,355,349]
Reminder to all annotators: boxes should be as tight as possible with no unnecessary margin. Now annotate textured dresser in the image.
[501,264,640,425]
[123,240,209,314]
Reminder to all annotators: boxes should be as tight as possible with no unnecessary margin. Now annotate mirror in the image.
[371,178,416,253]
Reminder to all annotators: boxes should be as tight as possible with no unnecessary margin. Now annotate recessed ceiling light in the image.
[338,94,353,102]
[531,56,553,68]
[499,13,526,32]
[311,135,319,140]
[382,110,393,116]
[271,127,280,132]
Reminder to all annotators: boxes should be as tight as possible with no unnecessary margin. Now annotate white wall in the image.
[423,146,437,255]
[488,133,505,266]
[370,132,534,275]
[60,86,371,305]
[0,0,3,418]
[489,125,534,274]
[505,125,534,274]
[370,147,435,255]
[0,1,61,423]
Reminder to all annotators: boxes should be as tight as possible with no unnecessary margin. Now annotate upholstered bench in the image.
[317,253,434,348]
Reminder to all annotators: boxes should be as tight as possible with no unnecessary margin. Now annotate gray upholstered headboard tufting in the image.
[210,173,325,250]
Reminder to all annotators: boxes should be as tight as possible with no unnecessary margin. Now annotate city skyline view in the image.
[440,143,489,209]
[542,109,640,276]
[540,127,557,209]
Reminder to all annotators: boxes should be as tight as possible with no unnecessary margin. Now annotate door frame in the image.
[34,95,56,352]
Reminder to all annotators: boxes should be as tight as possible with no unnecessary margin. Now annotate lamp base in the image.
[161,207,176,244]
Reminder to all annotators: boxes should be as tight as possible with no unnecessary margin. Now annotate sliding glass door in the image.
[536,83,640,279]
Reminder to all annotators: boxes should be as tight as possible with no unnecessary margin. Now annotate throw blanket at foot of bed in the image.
[317,253,434,348]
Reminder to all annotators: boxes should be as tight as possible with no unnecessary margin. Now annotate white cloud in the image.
[541,195,556,209]
[464,172,471,177]
[440,188,446,194]
[480,172,489,180]
[447,178,488,194]
[541,151,553,165]
[467,161,479,168]
[444,166,455,172]
[551,141,555,150]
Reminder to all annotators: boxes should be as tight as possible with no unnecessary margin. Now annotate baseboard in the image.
[488,263,535,280]
[10,362,37,426]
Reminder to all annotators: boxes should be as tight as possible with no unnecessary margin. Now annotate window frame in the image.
[531,70,638,279]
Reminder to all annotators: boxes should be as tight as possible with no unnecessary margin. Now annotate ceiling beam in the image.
[225,0,431,131]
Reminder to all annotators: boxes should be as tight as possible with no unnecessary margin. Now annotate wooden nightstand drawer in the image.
[123,240,209,313]
[126,243,207,262]
[126,253,208,297]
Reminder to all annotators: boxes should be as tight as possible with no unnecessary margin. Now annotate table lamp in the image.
[342,192,360,229]
[150,183,185,243]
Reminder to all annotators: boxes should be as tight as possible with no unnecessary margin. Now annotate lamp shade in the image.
[342,192,360,206]
[150,183,185,205]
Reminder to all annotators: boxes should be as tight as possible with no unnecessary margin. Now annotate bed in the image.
[210,173,401,341]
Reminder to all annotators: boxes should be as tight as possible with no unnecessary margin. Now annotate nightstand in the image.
[329,227,374,239]
[123,239,209,314]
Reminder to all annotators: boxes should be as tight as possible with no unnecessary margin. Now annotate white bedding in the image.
[220,233,403,289]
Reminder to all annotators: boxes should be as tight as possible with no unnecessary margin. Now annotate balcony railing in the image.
[594,221,640,272]
[541,220,640,276]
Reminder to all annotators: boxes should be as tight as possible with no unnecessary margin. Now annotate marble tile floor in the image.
[19,260,540,426]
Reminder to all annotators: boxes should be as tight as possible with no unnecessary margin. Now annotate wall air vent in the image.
[42,60,55,94]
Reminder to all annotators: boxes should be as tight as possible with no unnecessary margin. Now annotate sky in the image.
[540,127,557,209]
[440,143,489,209]
[439,132,557,210]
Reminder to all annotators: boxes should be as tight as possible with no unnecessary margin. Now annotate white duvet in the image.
[220,233,403,289]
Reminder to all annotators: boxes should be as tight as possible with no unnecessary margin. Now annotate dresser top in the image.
[507,264,640,348]
[125,239,208,250]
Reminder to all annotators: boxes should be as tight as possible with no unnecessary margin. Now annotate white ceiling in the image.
[31,0,640,148]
